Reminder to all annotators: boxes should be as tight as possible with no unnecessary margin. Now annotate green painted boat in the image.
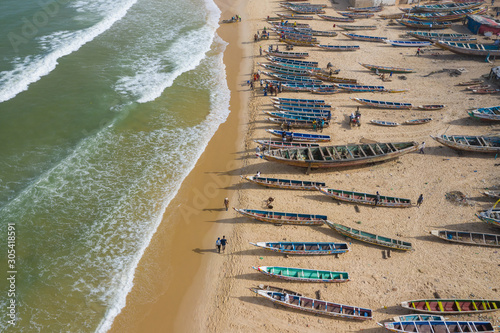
[324,220,413,251]
[253,266,350,283]
[318,187,412,208]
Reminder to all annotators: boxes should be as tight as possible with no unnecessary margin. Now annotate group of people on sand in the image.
[215,236,228,253]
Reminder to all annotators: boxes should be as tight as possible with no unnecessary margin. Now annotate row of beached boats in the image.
[247,4,499,332]
[251,285,498,331]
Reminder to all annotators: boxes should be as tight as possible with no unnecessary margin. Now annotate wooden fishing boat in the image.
[481,190,500,199]
[337,24,377,30]
[235,208,326,225]
[258,141,419,169]
[266,129,331,142]
[249,241,350,255]
[476,208,500,227]
[254,139,320,149]
[324,220,413,250]
[273,105,332,114]
[430,230,500,247]
[252,266,349,283]
[472,88,500,94]
[267,111,331,122]
[403,118,432,125]
[342,32,387,42]
[469,106,500,121]
[396,19,452,29]
[435,41,500,56]
[268,117,325,129]
[271,97,325,104]
[458,79,483,86]
[319,188,412,208]
[312,88,340,94]
[276,13,314,20]
[258,63,310,75]
[315,44,360,51]
[370,119,401,127]
[317,14,354,22]
[338,11,374,18]
[282,83,337,92]
[288,7,325,14]
[353,98,413,109]
[267,56,318,67]
[431,135,500,153]
[346,5,383,12]
[401,299,500,314]
[465,84,491,91]
[252,289,372,320]
[335,83,386,92]
[359,63,414,73]
[385,40,432,47]
[417,104,445,110]
[408,7,487,22]
[252,284,302,296]
[273,101,331,109]
[242,175,325,190]
[264,50,309,58]
[281,38,319,47]
[380,320,495,333]
[412,1,483,12]
[311,72,357,83]
[295,28,338,37]
[407,31,476,42]
[380,12,407,19]
[271,61,320,71]
[392,314,446,322]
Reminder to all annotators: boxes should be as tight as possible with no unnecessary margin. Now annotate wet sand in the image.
[107,0,251,331]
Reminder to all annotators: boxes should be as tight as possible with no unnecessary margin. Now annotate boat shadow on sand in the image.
[235,272,270,282]
[446,118,497,127]
[420,146,499,159]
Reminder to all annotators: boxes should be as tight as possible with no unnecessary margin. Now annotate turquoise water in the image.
[0,0,229,331]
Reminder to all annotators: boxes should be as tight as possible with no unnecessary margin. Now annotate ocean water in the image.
[0,0,229,331]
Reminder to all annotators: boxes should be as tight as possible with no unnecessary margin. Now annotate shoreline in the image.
[107,0,251,331]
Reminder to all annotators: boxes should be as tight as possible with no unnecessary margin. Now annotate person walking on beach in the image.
[419,142,425,154]
[215,237,221,253]
[224,197,229,211]
[220,236,228,253]
[374,191,381,206]
[417,194,424,207]
[416,47,421,57]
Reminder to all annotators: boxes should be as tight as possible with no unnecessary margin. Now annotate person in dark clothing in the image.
[215,237,221,253]
[374,191,381,206]
[220,236,228,252]
[417,194,424,207]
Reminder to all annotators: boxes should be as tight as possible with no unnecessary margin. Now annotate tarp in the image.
[492,66,500,79]
[466,15,500,35]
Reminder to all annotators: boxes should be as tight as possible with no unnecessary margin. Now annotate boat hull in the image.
[430,230,500,247]
[319,188,412,208]
[242,176,325,191]
[235,208,326,225]
[401,299,500,314]
[250,241,350,255]
[253,266,350,283]
[431,135,500,153]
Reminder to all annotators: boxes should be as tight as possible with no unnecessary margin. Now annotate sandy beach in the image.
[109,0,499,332]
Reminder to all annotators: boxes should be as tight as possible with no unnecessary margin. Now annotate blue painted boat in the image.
[253,266,349,283]
[317,14,354,22]
[379,320,495,332]
[254,139,320,149]
[294,28,337,37]
[249,241,350,254]
[435,41,500,57]
[468,106,500,122]
[268,117,326,128]
[338,11,374,18]
[396,19,452,29]
[409,1,483,13]
[264,50,309,58]
[335,83,385,92]
[407,7,486,22]
[385,40,432,47]
[346,5,383,12]
[267,56,318,67]
[274,105,332,112]
[342,32,387,42]
[392,314,445,322]
[476,208,500,228]
[258,63,310,75]
[267,111,331,120]
[431,135,500,153]
[353,98,413,109]
[370,120,400,126]
[407,31,476,42]
[267,113,329,124]
[282,83,337,92]
[271,61,320,71]
[263,72,322,83]
[271,97,325,104]
[273,101,331,109]
[316,44,360,51]
[266,129,331,142]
